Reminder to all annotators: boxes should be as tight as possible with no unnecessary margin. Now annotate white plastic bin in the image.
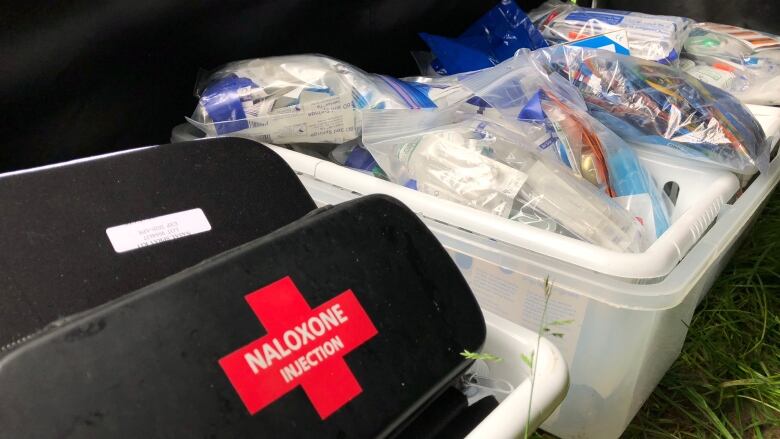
[171,104,780,438]
[282,150,735,438]
[278,106,780,438]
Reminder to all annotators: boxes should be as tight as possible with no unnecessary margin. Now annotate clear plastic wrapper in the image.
[681,23,780,105]
[528,0,692,64]
[455,55,671,238]
[531,45,769,174]
[362,110,647,252]
[419,0,547,75]
[187,55,459,144]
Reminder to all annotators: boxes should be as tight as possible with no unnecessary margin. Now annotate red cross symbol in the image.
[218,276,378,419]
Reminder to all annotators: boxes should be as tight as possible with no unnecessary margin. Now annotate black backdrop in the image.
[0,0,499,172]
[1,0,778,173]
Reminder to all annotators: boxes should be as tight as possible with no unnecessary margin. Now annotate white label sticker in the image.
[106,208,212,253]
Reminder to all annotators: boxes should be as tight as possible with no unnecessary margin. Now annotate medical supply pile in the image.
[186,0,775,254]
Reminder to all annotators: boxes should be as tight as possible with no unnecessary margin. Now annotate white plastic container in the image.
[171,104,780,438]
[283,149,735,437]
[276,106,780,438]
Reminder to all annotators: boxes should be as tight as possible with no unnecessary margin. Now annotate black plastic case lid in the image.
[0,195,486,438]
[0,138,316,347]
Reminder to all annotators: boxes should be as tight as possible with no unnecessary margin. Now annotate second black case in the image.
[0,195,486,438]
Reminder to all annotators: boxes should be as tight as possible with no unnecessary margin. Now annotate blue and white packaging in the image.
[528,0,692,64]
[567,30,630,56]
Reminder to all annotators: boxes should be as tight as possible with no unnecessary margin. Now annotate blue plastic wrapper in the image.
[419,0,547,75]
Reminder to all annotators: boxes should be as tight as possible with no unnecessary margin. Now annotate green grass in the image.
[625,189,780,438]
[535,189,780,438]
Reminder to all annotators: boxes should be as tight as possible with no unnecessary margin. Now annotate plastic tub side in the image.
[474,149,780,438]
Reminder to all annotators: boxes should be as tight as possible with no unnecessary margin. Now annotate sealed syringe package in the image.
[187,54,470,145]
[681,22,780,106]
[531,45,769,175]
[528,0,692,64]
[362,108,648,252]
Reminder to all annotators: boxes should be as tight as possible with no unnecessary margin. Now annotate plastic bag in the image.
[532,45,769,174]
[362,110,647,252]
[329,140,389,179]
[419,0,547,75]
[188,55,460,144]
[681,23,780,105]
[454,55,671,238]
[528,0,692,64]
